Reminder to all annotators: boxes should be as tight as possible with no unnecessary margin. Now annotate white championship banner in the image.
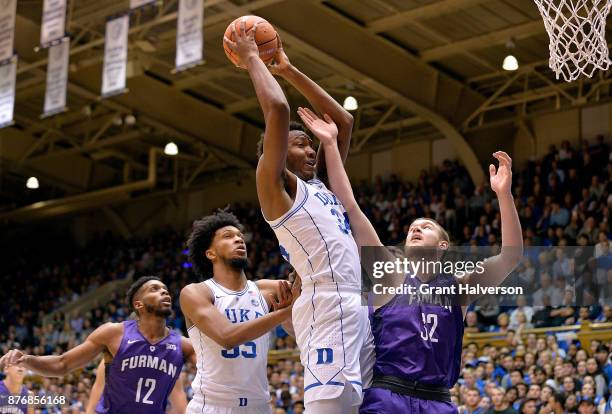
[0,0,16,62]
[0,56,16,128]
[40,0,67,47]
[43,37,69,117]
[175,0,204,71]
[130,0,156,9]
[101,15,129,98]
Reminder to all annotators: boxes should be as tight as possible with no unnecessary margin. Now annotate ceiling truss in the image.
[2,0,609,223]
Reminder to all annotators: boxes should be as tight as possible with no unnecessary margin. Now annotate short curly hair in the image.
[256,121,308,158]
[126,276,162,314]
[187,209,243,278]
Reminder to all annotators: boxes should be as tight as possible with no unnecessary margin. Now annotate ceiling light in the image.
[164,142,178,155]
[26,177,39,189]
[503,38,519,71]
[343,96,358,111]
[124,114,136,125]
[503,55,519,71]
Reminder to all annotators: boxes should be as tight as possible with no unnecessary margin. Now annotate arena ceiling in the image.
[1,0,611,223]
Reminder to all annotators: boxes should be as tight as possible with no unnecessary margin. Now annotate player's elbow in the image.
[220,337,239,350]
[339,112,354,130]
[501,245,523,269]
[51,356,70,377]
[217,327,240,349]
[489,252,522,278]
[210,333,234,349]
[268,99,290,118]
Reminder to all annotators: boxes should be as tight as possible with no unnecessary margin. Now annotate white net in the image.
[533,0,611,82]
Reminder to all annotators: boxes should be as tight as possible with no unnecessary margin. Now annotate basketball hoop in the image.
[533,0,611,82]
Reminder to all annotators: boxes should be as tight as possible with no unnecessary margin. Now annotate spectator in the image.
[577,397,599,414]
[533,273,563,307]
[485,386,518,414]
[459,387,485,414]
[585,358,607,397]
[579,217,599,245]
[595,232,611,258]
[466,311,485,333]
[518,398,538,414]
[509,296,534,328]
[532,295,554,327]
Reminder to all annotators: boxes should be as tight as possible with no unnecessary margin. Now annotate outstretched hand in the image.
[489,151,513,195]
[297,107,338,146]
[0,349,25,371]
[223,18,260,69]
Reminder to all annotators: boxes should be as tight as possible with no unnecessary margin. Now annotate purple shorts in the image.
[360,387,458,414]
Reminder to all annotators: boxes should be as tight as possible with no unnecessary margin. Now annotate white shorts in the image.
[293,285,375,407]
[186,401,271,414]
[305,382,360,414]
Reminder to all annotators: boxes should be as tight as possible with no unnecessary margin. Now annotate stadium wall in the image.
[513,102,611,167]
[69,173,259,244]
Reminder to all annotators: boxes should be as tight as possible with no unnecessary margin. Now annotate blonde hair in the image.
[411,218,450,244]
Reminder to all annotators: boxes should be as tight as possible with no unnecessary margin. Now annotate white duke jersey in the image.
[187,279,270,409]
[265,177,361,288]
[265,177,374,406]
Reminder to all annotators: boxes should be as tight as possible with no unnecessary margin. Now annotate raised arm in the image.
[461,152,523,294]
[224,20,292,220]
[271,40,353,181]
[0,323,119,377]
[298,108,401,307]
[297,108,381,248]
[180,282,292,350]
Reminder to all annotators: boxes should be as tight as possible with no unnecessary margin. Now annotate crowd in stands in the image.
[0,135,610,413]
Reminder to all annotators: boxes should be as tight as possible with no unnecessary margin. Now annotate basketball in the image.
[223,15,278,67]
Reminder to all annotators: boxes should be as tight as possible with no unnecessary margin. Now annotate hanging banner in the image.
[43,37,69,117]
[0,0,16,62]
[101,15,129,98]
[175,0,203,71]
[0,56,16,128]
[40,0,67,47]
[130,0,156,9]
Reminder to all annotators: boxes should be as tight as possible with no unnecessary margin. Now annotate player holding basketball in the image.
[296,108,523,414]
[0,276,196,414]
[224,18,374,414]
[0,364,33,414]
[180,209,299,414]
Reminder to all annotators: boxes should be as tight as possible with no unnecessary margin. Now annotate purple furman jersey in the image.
[361,273,463,414]
[97,320,183,414]
[0,381,29,414]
